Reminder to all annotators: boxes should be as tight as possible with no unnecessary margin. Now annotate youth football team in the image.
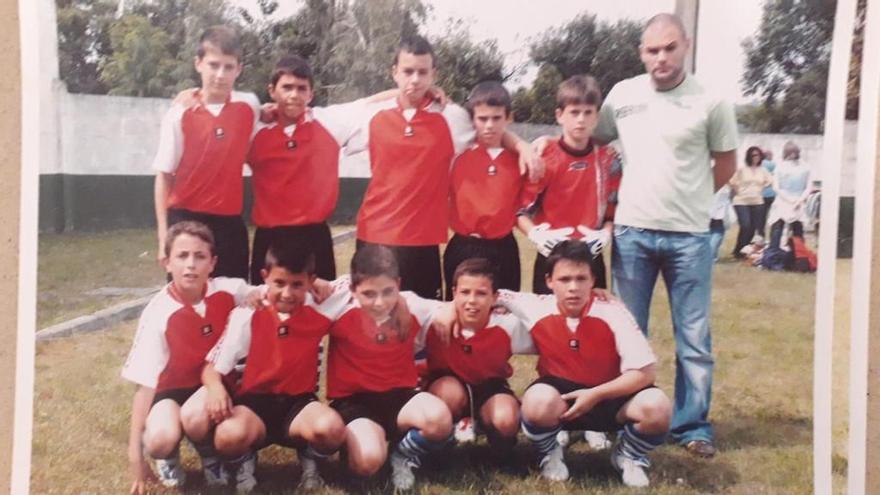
[123,24,672,493]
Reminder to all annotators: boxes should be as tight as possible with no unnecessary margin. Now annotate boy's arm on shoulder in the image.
[208,307,254,375]
[314,275,355,322]
[441,102,476,156]
[311,98,372,147]
[500,313,537,355]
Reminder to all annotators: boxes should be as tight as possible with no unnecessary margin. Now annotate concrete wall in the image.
[40,88,858,240]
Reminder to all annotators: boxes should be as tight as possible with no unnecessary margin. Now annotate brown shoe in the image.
[684,440,716,458]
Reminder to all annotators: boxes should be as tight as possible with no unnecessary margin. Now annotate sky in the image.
[234,0,766,103]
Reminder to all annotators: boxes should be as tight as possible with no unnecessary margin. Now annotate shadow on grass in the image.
[716,409,812,451]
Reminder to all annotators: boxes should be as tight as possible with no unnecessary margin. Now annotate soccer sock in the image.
[190,437,219,460]
[300,445,334,461]
[396,429,452,465]
[521,419,561,459]
[617,422,667,464]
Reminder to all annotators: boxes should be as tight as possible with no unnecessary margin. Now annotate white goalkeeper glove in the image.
[528,223,574,257]
[576,225,611,256]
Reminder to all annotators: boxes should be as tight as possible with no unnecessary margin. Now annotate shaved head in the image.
[639,12,690,90]
[642,13,688,42]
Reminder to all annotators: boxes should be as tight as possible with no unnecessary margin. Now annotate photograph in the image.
[14,0,874,493]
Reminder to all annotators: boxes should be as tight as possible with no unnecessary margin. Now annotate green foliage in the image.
[740,0,837,133]
[518,13,643,123]
[432,20,506,104]
[55,0,116,94]
[100,15,174,97]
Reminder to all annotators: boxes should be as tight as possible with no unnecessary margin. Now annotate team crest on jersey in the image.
[214,127,225,139]
[376,333,388,344]
[404,125,414,137]
[487,164,497,176]
[462,344,472,354]
[201,324,213,336]
[568,161,588,171]
[569,339,579,350]
[287,140,297,150]
[278,325,289,338]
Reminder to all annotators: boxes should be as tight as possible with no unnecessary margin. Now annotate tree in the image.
[740,0,836,133]
[55,0,117,94]
[525,64,564,124]
[100,14,174,97]
[432,20,507,103]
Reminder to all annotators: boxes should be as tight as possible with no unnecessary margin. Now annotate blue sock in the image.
[396,429,451,465]
[617,422,666,464]
[521,419,561,458]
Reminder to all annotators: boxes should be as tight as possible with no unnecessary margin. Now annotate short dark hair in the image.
[452,258,499,292]
[643,13,688,39]
[556,74,603,110]
[394,34,435,67]
[545,240,596,278]
[197,25,242,61]
[264,241,316,276]
[465,81,511,118]
[164,221,215,257]
[745,146,764,166]
[350,244,399,288]
[271,54,313,88]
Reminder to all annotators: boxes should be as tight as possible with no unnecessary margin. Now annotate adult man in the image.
[592,13,738,457]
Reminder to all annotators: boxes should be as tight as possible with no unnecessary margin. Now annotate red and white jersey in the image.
[521,139,621,234]
[152,91,261,215]
[326,291,441,399]
[121,277,252,392]
[247,102,364,227]
[347,97,474,246]
[497,290,655,387]
[207,278,351,396]
[449,146,525,239]
[425,312,535,385]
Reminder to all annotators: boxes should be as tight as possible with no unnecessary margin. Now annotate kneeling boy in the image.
[327,245,452,491]
[123,221,257,493]
[201,242,350,492]
[426,258,534,454]
[500,240,671,488]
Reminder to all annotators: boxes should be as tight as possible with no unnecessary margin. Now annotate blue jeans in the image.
[611,225,714,443]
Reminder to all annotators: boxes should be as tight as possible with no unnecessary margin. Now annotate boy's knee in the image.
[214,420,252,455]
[634,390,672,433]
[143,427,181,459]
[521,385,563,426]
[429,378,467,417]
[488,407,520,437]
[348,447,385,476]
[311,413,347,446]
[420,405,453,440]
[179,407,211,438]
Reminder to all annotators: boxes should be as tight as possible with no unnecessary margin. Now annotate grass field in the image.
[31,228,852,493]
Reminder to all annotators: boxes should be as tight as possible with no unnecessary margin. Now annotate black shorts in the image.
[533,251,607,294]
[356,240,441,300]
[167,208,249,279]
[152,386,200,407]
[530,375,654,432]
[443,233,521,300]
[251,222,336,284]
[427,372,515,424]
[329,388,419,439]
[235,393,318,448]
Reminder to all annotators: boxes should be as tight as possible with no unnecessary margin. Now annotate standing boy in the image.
[247,55,362,283]
[201,243,351,492]
[444,82,527,299]
[123,221,256,493]
[152,26,260,279]
[500,241,671,488]
[348,35,537,300]
[518,75,621,293]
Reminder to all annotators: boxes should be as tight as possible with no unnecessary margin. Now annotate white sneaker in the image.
[610,448,650,488]
[555,430,571,448]
[201,455,229,487]
[389,448,419,491]
[297,455,324,491]
[232,451,257,493]
[584,430,612,450]
[155,454,186,488]
[538,444,569,481]
[454,417,476,443]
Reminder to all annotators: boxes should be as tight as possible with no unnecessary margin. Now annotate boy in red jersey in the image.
[500,241,671,488]
[326,244,452,491]
[153,26,261,279]
[248,55,366,284]
[349,35,538,300]
[201,242,351,492]
[122,221,257,494]
[426,258,534,457]
[444,82,528,300]
[518,75,622,293]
